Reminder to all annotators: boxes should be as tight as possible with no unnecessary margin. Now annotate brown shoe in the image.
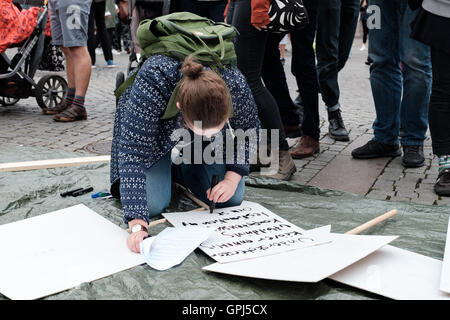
[53,105,87,122]
[42,101,71,115]
[264,150,297,181]
[290,136,320,159]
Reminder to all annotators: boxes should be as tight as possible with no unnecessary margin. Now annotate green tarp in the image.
[1,144,449,300]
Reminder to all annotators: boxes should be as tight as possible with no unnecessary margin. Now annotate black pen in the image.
[209,175,219,213]
[71,187,94,197]
[60,187,83,197]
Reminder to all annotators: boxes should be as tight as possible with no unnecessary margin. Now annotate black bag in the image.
[266,0,309,33]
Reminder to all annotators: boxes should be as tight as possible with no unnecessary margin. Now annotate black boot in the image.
[328,109,349,141]
[352,140,402,159]
[435,169,450,197]
[402,145,425,168]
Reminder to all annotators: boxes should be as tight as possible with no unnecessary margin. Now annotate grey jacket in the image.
[423,0,450,18]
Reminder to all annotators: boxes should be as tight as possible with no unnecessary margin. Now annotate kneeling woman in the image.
[110,55,260,253]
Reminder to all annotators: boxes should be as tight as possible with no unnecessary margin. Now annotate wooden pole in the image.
[345,209,399,235]
[0,156,111,173]
[175,183,209,210]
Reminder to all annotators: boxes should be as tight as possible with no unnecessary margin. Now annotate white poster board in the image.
[0,204,145,300]
[202,228,397,283]
[163,201,327,263]
[330,245,450,300]
[440,218,450,294]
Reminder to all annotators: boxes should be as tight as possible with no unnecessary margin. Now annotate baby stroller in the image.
[0,0,68,110]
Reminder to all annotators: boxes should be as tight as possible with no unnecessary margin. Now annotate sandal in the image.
[53,105,87,122]
[42,100,71,115]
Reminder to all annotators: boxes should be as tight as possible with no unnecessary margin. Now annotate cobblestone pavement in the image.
[1,42,449,207]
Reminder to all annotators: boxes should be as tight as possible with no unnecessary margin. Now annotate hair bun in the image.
[182,57,203,79]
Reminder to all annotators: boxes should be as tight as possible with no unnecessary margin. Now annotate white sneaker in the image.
[112,49,121,55]
[91,64,96,69]
[360,44,366,51]
[95,48,103,55]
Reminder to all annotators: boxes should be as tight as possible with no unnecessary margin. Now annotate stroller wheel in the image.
[35,75,68,111]
[116,72,125,91]
[0,97,20,106]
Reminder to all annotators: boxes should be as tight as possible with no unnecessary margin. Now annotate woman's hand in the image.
[253,24,268,31]
[127,231,148,253]
[206,171,241,204]
[127,219,149,253]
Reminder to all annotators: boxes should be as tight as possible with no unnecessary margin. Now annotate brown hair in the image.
[177,56,231,129]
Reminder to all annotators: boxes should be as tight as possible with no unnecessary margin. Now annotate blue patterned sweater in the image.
[110,54,260,224]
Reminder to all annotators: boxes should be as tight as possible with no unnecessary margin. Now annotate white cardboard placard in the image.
[163,201,327,263]
[440,218,450,294]
[202,231,397,283]
[0,204,145,300]
[330,245,450,300]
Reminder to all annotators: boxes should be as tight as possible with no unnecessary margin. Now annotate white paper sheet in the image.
[202,231,397,283]
[330,245,450,300]
[441,218,450,294]
[140,226,214,271]
[0,204,145,300]
[163,201,326,263]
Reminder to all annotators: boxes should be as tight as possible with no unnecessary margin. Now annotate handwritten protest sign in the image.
[163,201,327,263]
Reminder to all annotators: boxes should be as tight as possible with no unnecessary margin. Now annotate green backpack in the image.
[115,12,238,120]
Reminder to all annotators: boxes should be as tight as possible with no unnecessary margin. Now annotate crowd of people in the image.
[10,0,449,249]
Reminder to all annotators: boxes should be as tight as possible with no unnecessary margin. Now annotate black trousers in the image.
[429,47,450,156]
[226,0,289,150]
[361,18,369,43]
[88,0,113,64]
[262,0,320,140]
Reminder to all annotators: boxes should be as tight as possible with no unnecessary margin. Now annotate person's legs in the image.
[316,0,350,141]
[227,0,295,180]
[228,0,289,152]
[291,0,320,142]
[429,48,450,158]
[53,0,92,121]
[173,163,245,208]
[93,1,114,64]
[398,4,431,150]
[428,47,450,196]
[352,0,403,159]
[144,152,173,218]
[262,32,300,129]
[316,0,341,109]
[337,0,359,72]
[87,2,97,65]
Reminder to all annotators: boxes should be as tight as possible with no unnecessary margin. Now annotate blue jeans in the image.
[316,0,360,110]
[144,152,246,218]
[369,0,432,146]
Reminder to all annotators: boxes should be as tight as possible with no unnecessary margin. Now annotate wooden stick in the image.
[345,209,399,235]
[175,183,209,210]
[0,156,111,173]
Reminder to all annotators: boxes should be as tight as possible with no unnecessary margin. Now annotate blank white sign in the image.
[441,218,450,294]
[0,204,145,300]
[330,245,450,300]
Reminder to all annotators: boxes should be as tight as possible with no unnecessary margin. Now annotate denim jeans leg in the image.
[316,0,341,109]
[398,5,432,147]
[173,163,245,208]
[369,0,402,146]
[144,152,172,218]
